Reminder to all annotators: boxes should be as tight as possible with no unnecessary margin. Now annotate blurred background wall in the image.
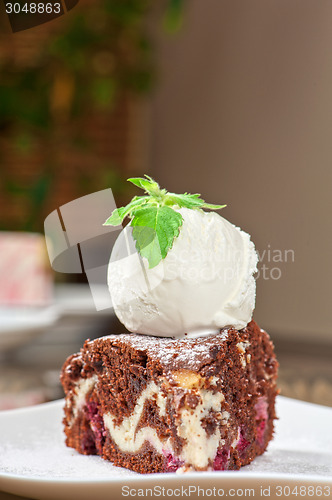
[0,0,156,233]
[150,0,332,344]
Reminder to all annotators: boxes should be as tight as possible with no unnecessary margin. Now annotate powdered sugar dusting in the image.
[1,440,134,479]
[0,401,136,479]
[95,329,229,371]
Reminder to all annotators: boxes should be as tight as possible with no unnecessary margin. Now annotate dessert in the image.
[60,175,278,473]
[61,321,277,473]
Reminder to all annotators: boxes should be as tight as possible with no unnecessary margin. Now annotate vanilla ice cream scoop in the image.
[108,208,258,338]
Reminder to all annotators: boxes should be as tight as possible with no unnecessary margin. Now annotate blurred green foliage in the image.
[0,0,185,232]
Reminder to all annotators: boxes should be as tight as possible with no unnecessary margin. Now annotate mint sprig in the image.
[104,175,226,268]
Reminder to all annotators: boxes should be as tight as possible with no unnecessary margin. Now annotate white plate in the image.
[0,397,331,500]
[0,285,114,352]
[0,307,59,352]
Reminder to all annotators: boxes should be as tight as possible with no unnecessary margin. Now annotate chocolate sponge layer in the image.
[60,320,278,473]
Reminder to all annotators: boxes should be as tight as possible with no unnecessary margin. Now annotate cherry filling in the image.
[237,428,250,457]
[256,419,266,446]
[81,430,97,455]
[82,400,107,455]
[164,453,184,472]
[254,396,268,447]
[213,447,230,470]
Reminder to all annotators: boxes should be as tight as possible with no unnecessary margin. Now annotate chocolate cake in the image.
[60,320,278,473]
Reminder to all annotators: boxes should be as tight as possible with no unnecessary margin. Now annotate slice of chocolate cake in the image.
[60,320,278,474]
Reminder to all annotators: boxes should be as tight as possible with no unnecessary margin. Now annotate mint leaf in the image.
[131,226,162,269]
[201,202,226,210]
[104,207,127,226]
[164,193,203,209]
[127,176,161,197]
[104,196,149,226]
[104,174,226,268]
[131,206,183,268]
[165,193,225,210]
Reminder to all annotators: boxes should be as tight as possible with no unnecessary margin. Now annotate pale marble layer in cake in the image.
[71,370,229,470]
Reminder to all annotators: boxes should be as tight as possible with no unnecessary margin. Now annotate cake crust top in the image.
[83,323,257,372]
